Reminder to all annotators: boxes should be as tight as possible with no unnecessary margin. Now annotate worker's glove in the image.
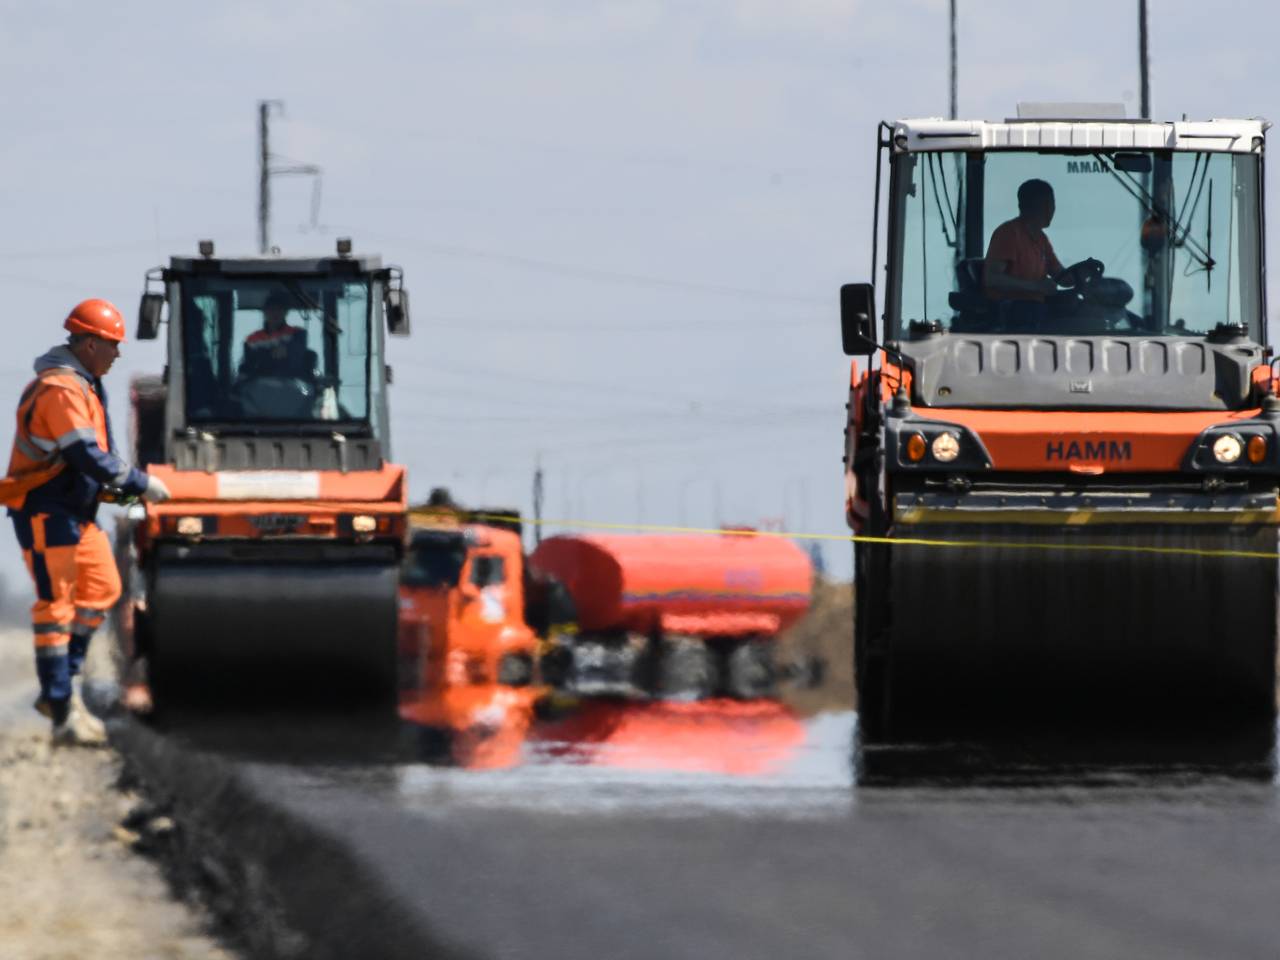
[142,475,172,503]
[98,485,139,506]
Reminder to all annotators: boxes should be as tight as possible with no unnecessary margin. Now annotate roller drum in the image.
[148,559,399,704]
[862,523,1279,736]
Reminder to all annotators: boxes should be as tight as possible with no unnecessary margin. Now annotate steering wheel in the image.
[1063,258,1104,290]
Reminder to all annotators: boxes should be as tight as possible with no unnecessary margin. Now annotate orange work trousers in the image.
[11,512,120,703]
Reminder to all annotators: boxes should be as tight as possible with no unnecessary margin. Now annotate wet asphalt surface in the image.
[138,701,1280,960]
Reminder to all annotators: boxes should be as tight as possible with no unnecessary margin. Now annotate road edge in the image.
[109,714,472,960]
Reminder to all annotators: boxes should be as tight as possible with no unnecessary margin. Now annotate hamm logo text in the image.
[1045,440,1132,461]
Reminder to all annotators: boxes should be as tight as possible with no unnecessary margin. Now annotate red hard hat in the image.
[64,299,126,343]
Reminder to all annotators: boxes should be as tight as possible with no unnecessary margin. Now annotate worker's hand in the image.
[142,475,171,503]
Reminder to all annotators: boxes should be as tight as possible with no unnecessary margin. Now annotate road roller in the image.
[115,238,411,706]
[841,108,1280,739]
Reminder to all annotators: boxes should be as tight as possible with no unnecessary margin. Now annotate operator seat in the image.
[948,258,994,332]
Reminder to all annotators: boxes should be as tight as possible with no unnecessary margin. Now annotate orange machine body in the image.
[846,357,1280,527]
[529,533,812,637]
[140,462,407,542]
[868,357,1273,472]
[913,406,1262,473]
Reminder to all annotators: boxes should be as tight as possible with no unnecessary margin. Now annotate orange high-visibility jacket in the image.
[2,346,147,518]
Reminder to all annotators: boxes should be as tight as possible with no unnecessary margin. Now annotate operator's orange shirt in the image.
[984,217,1063,301]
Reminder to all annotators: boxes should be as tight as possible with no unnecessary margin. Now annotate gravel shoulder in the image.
[0,630,234,960]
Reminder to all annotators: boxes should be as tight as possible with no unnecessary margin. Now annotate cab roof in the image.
[408,513,523,551]
[890,117,1267,154]
[166,254,384,275]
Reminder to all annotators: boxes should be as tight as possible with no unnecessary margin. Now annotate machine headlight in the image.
[1212,434,1243,464]
[931,432,961,462]
[352,514,377,533]
[176,516,203,536]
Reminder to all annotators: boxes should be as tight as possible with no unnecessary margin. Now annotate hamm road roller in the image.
[115,238,411,705]
[841,108,1280,738]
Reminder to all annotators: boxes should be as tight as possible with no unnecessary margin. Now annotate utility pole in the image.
[1138,0,1150,119]
[949,0,958,120]
[257,100,323,255]
[532,455,544,546]
[258,101,274,255]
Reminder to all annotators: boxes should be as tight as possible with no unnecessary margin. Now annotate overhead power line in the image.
[355,231,827,305]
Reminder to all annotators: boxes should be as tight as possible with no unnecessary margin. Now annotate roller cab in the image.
[842,112,1279,738]
[117,240,411,706]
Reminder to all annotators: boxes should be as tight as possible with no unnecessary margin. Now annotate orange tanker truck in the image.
[397,500,814,710]
[841,108,1279,738]
[114,238,411,706]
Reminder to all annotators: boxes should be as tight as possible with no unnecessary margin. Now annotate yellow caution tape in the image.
[415,511,1280,563]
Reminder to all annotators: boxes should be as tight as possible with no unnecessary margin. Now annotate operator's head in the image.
[1017,178,1056,229]
[64,299,125,378]
[263,291,293,332]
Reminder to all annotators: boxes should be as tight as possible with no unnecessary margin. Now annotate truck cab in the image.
[399,518,541,696]
[397,511,544,763]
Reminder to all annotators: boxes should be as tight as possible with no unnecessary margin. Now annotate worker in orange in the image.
[239,290,311,380]
[984,178,1070,304]
[1,300,170,746]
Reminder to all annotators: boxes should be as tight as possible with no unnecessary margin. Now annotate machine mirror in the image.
[137,293,164,340]
[840,283,877,355]
[386,288,411,337]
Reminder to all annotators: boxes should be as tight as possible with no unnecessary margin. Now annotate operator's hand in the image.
[142,475,171,503]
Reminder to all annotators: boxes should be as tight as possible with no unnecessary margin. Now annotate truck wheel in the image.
[723,640,777,699]
[656,638,715,700]
[540,643,573,690]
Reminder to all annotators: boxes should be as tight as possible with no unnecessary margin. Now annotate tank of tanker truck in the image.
[531,532,812,699]
[530,533,811,635]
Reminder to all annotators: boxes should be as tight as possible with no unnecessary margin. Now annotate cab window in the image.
[470,555,506,587]
[403,533,467,588]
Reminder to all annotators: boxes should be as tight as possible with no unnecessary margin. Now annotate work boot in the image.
[51,703,109,748]
[39,682,107,741]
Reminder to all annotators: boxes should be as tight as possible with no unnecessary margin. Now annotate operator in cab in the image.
[984,179,1070,316]
[0,300,170,746]
[239,290,311,381]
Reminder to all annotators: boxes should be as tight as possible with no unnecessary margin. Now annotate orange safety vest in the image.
[0,368,99,510]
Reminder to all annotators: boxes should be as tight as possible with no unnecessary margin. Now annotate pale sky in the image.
[0,0,1272,591]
